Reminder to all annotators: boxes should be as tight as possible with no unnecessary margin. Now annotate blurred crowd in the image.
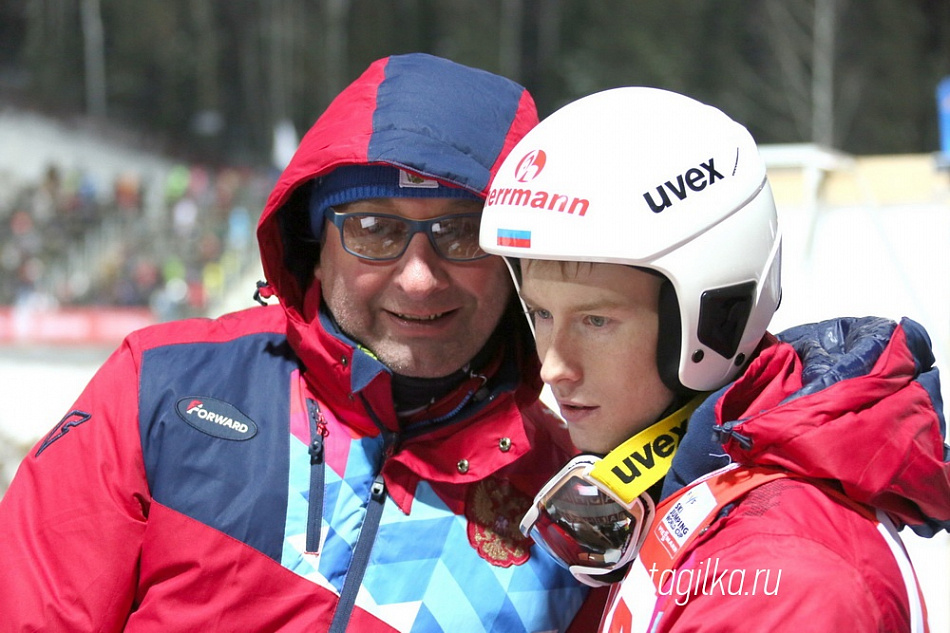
[0,162,272,321]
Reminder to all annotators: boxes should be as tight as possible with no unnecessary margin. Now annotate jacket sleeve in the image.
[0,339,150,630]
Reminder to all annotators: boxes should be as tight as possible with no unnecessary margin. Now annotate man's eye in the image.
[525,307,551,321]
[586,315,608,327]
[359,217,397,236]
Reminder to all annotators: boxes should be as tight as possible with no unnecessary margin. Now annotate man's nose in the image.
[393,233,449,296]
[539,330,582,387]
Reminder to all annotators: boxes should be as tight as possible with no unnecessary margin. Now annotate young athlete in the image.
[479,86,950,631]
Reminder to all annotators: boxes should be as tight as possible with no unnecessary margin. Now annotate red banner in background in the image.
[0,307,156,346]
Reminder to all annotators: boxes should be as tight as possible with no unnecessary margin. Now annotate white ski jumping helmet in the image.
[479,87,781,393]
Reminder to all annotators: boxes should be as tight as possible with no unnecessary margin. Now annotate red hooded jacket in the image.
[602,317,949,632]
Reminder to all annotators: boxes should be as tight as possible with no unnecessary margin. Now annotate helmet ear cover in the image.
[658,279,757,394]
[697,281,756,361]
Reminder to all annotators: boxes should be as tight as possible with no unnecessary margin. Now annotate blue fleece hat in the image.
[308,165,483,241]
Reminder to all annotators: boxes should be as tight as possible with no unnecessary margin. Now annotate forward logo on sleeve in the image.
[176,397,258,441]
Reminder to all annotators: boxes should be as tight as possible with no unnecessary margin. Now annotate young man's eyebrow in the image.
[518,290,627,313]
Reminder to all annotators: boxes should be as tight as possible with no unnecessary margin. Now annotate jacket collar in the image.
[665,317,950,535]
[289,283,543,513]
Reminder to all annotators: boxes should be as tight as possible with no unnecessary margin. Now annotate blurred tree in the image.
[80,0,107,118]
[755,0,942,153]
[3,0,947,163]
[22,0,85,114]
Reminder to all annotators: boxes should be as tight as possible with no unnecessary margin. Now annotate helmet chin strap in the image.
[656,278,686,394]
[502,256,535,339]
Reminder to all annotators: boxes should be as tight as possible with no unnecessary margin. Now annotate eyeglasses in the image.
[520,454,655,587]
[325,208,488,262]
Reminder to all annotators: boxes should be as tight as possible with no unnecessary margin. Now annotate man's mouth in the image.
[560,402,595,412]
[555,399,598,417]
[390,310,451,322]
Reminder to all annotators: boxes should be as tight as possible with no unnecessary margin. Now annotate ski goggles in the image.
[520,395,706,586]
[520,454,656,586]
[326,208,488,262]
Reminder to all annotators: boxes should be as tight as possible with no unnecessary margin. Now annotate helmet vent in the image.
[697,282,756,359]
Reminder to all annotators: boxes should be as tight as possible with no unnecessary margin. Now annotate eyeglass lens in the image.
[340,213,486,261]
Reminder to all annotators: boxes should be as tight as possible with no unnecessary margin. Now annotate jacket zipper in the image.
[326,394,395,632]
[305,399,328,554]
[321,381,498,630]
[328,472,388,633]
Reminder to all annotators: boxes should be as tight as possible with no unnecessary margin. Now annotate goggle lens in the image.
[526,473,641,568]
[520,458,653,584]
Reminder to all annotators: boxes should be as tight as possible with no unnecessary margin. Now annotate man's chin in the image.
[376,346,472,379]
[567,429,615,457]
[390,361,466,379]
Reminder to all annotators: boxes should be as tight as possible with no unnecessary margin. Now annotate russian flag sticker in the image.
[497,228,531,248]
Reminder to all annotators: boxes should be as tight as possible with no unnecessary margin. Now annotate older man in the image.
[0,53,604,631]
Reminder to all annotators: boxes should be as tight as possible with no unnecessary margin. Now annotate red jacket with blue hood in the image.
[0,54,603,632]
[601,316,950,632]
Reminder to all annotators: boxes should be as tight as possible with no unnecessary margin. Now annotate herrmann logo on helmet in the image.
[642,157,725,213]
[176,396,258,440]
[486,186,589,216]
[488,149,589,215]
[514,149,546,182]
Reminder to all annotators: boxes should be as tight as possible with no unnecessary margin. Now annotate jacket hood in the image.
[250,54,544,489]
[256,53,539,313]
[665,316,950,537]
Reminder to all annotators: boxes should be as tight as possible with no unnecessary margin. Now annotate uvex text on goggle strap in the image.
[520,395,706,586]
[326,208,488,262]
